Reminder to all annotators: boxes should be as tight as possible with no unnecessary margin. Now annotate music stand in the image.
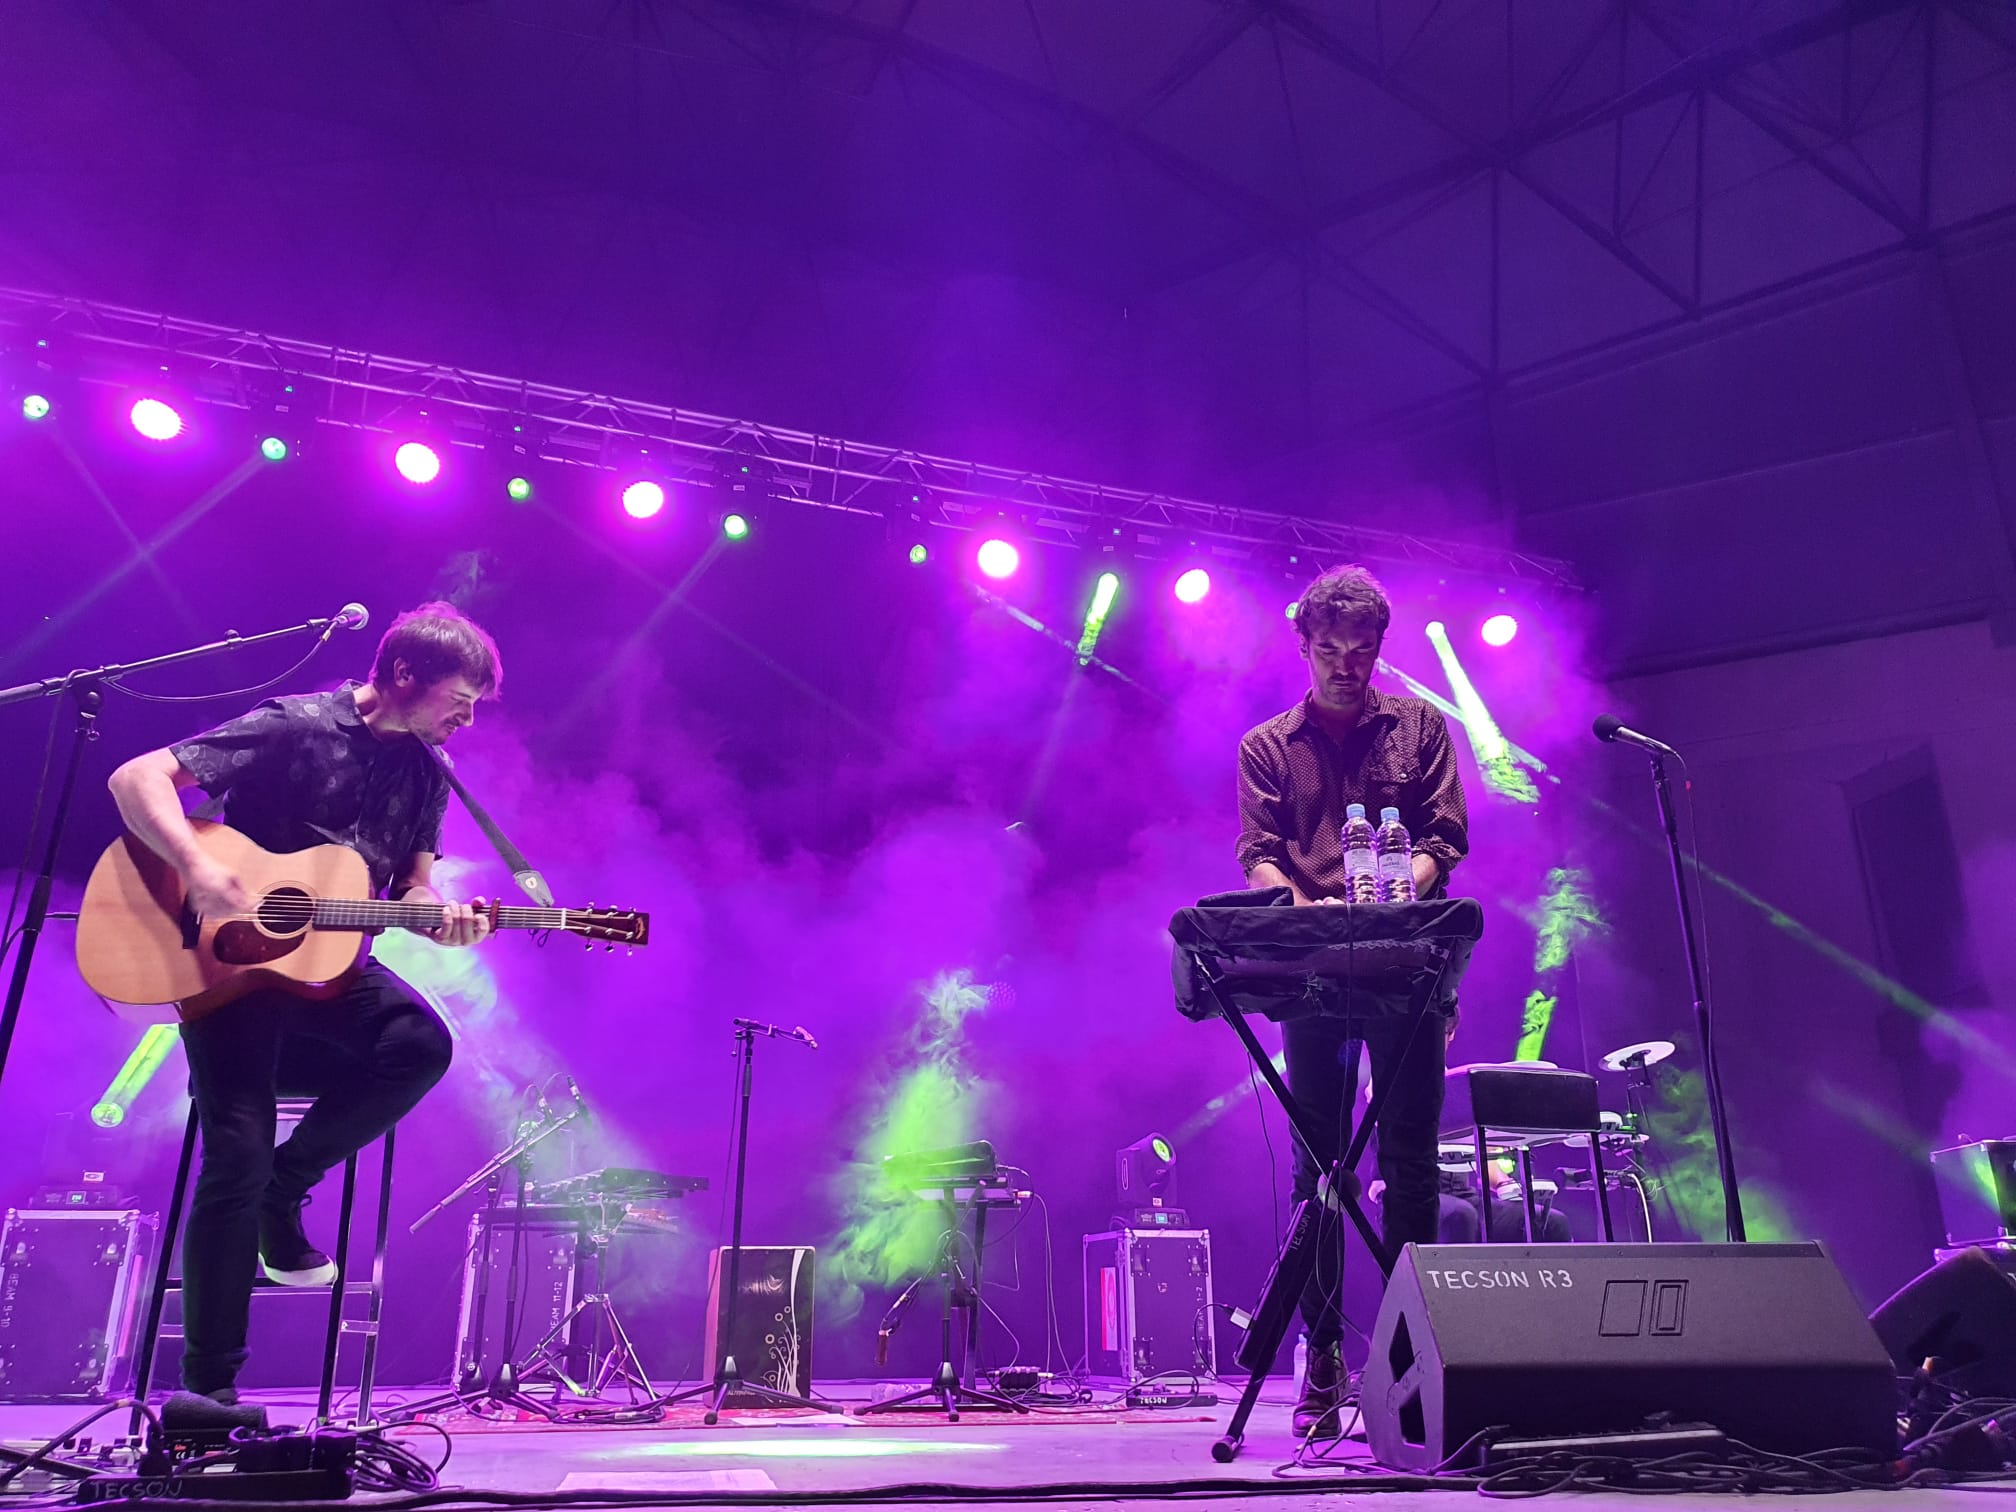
[1169,892,1483,1462]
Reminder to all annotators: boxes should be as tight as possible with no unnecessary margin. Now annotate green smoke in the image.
[825,970,995,1321]
[1532,867,1602,974]
[1514,867,1603,1060]
[1644,1068,1797,1241]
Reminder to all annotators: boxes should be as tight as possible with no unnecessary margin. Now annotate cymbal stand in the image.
[514,1200,655,1403]
[390,1099,581,1422]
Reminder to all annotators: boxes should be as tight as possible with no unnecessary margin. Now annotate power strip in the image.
[1125,1386,1220,1409]
[76,1465,354,1503]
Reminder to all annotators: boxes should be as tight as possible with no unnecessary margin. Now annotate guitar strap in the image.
[428,749,556,908]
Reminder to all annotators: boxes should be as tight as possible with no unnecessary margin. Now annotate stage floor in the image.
[0,1378,2004,1509]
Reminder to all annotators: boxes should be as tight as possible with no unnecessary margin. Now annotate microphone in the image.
[876,1274,928,1366]
[331,602,370,632]
[1592,714,1680,760]
[732,1017,819,1049]
[565,1074,593,1121]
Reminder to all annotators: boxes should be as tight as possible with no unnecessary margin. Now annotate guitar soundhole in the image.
[213,886,313,965]
[258,888,313,937]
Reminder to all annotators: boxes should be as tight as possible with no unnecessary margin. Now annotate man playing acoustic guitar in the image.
[107,602,500,1405]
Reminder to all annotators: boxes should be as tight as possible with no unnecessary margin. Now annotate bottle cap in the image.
[1380,807,1401,823]
[1346,803,1367,819]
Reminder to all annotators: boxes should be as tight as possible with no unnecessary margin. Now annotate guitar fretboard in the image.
[308,902,578,933]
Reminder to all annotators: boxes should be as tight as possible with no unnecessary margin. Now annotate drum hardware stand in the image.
[654,1019,831,1423]
[390,1096,582,1422]
[513,1201,655,1403]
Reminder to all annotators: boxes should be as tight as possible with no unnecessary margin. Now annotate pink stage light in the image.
[622,480,666,520]
[976,538,1020,580]
[129,397,185,442]
[394,441,442,484]
[1173,568,1211,604]
[1480,613,1519,647]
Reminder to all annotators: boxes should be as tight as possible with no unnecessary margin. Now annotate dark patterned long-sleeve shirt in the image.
[1236,688,1469,901]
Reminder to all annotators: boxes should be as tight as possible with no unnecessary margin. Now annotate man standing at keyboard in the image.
[1236,565,1470,1439]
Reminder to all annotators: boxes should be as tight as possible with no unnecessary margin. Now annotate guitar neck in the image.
[310,901,572,933]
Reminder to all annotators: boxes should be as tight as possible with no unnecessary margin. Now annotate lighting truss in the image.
[0,287,1581,590]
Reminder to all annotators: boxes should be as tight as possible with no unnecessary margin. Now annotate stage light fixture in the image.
[622,479,666,520]
[394,439,442,484]
[1285,601,1299,620]
[484,416,547,506]
[21,393,51,421]
[908,543,929,565]
[976,537,1020,580]
[1115,1132,1179,1220]
[1076,571,1121,662]
[129,396,186,442]
[1481,613,1519,647]
[722,511,751,540]
[259,435,290,462]
[1173,567,1211,604]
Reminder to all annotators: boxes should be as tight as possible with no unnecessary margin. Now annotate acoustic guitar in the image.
[76,820,648,1024]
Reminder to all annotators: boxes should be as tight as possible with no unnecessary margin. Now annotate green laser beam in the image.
[91,1025,180,1128]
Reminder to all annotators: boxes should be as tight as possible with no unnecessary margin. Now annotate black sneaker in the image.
[258,1194,338,1286]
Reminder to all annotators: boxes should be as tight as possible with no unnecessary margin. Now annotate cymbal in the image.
[1600,1039,1677,1072]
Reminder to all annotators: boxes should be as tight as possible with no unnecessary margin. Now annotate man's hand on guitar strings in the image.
[428,897,492,948]
[185,856,256,921]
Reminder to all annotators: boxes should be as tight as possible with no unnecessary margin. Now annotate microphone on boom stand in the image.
[1590,712,1746,1242]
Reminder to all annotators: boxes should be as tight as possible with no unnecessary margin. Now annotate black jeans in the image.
[177,960,452,1393]
[1282,1009,1447,1351]
[1438,1190,1573,1244]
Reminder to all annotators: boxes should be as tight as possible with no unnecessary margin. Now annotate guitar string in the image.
[201,907,597,927]
[205,908,581,923]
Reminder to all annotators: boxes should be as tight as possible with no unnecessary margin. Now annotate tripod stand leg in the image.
[516,1297,596,1398]
[595,1300,654,1400]
[1215,1196,1319,1463]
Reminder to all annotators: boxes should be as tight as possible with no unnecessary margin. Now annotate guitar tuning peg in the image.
[603,943,614,953]
[583,939,592,951]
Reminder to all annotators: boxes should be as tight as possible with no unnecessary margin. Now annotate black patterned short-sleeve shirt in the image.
[170,680,449,897]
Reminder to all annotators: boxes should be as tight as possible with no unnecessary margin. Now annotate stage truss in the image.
[0,287,1580,592]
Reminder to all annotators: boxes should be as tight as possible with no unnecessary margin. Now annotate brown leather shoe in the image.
[1292,1342,1344,1438]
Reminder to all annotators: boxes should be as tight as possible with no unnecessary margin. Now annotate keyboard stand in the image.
[1169,898,1483,1463]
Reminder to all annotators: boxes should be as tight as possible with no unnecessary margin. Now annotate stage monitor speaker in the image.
[703,1246,813,1403]
[1869,1244,2016,1396]
[1360,1242,1897,1471]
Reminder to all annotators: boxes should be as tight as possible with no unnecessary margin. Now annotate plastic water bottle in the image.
[1342,804,1379,904]
[1376,807,1417,903]
[1293,1330,1308,1390]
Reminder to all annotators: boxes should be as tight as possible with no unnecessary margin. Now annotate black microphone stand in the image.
[0,614,353,1097]
[393,1097,583,1422]
[1646,753,1747,1242]
[655,1018,828,1423]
